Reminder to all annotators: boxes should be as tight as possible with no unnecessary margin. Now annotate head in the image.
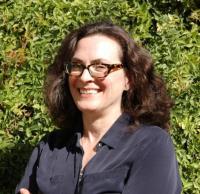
[68,34,129,118]
[44,21,173,132]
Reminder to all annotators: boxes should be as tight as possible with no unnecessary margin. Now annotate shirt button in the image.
[96,142,103,151]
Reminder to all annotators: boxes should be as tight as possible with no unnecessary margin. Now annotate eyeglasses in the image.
[65,62,123,78]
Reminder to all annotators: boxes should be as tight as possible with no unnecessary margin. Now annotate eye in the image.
[92,63,108,72]
[71,63,83,70]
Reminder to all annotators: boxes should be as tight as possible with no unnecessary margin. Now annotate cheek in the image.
[68,77,77,91]
[104,77,112,93]
[68,78,79,99]
[108,74,126,91]
[96,78,111,93]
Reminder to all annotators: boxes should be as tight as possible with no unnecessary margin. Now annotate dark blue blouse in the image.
[15,114,182,194]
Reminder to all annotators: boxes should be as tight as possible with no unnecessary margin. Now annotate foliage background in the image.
[0,0,199,193]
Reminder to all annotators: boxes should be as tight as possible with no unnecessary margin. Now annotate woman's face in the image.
[68,34,129,115]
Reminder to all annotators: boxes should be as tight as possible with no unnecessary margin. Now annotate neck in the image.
[82,109,122,144]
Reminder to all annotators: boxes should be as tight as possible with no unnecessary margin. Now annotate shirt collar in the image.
[100,113,132,149]
[72,113,132,149]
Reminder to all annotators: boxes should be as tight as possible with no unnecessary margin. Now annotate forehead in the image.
[73,34,122,62]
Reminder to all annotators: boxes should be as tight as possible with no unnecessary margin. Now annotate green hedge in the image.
[0,0,199,193]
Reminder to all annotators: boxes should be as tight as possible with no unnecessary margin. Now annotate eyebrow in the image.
[71,58,84,63]
[71,57,112,64]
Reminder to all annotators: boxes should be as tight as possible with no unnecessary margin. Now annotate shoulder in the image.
[39,129,75,150]
[126,125,174,154]
[133,125,170,140]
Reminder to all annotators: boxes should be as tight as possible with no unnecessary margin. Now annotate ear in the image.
[124,76,130,91]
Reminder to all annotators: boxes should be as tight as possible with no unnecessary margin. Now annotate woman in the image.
[16,21,182,194]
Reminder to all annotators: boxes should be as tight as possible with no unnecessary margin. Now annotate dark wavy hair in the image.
[44,21,173,133]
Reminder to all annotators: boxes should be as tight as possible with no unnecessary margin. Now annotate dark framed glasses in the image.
[65,62,123,78]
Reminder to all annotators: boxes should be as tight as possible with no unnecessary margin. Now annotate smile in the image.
[79,89,99,94]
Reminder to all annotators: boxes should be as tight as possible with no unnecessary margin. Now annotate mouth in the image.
[79,88,100,94]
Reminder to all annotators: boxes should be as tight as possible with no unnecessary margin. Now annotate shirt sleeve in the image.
[15,141,45,194]
[122,131,182,194]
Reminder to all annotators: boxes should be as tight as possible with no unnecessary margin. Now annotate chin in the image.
[76,104,99,113]
[75,100,100,110]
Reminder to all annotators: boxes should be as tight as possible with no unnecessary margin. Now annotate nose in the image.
[79,68,93,81]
